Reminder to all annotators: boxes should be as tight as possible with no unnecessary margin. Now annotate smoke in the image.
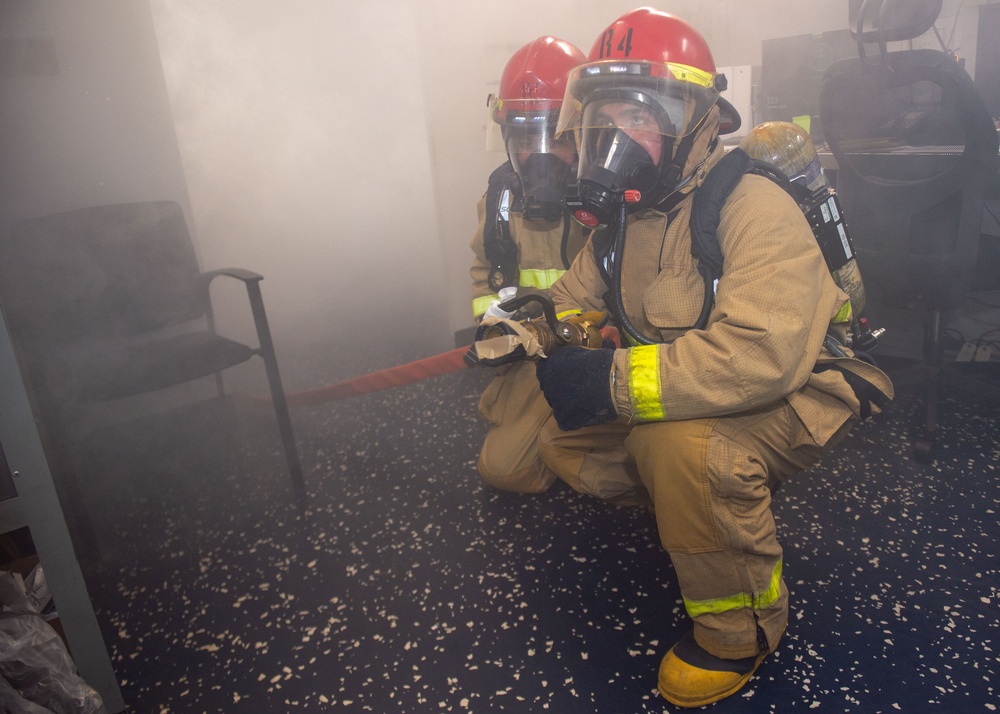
[145,0,978,386]
[148,1,450,380]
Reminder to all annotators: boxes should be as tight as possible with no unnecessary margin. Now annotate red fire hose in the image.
[271,324,618,408]
[280,346,471,407]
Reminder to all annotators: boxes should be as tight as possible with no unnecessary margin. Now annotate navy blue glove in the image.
[535,346,617,431]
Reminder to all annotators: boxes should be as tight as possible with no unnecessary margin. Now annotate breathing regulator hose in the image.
[608,201,658,346]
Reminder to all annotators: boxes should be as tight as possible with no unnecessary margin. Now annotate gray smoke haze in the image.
[0,0,985,584]
[146,0,907,384]
[1,0,980,392]
[148,1,450,376]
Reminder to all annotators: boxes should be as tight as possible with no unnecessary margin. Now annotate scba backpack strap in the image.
[689,148,808,291]
[688,147,754,329]
[483,161,521,293]
[689,147,817,328]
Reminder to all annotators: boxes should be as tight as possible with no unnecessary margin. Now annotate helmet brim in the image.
[717,96,741,135]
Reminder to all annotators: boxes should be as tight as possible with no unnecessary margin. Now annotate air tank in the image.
[739,121,867,316]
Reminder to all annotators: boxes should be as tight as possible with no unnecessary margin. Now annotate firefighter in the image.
[471,36,647,504]
[531,8,894,707]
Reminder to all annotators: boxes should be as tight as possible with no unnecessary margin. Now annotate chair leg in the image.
[244,282,307,507]
[914,309,943,462]
[260,349,307,507]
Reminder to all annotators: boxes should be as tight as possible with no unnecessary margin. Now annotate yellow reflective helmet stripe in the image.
[661,61,715,89]
[683,561,783,619]
[628,345,666,421]
[472,293,499,318]
[519,268,565,290]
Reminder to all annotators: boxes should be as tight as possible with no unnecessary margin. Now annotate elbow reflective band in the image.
[683,561,783,619]
[833,300,852,324]
[628,345,666,421]
[472,293,499,318]
[519,268,565,290]
[556,309,582,321]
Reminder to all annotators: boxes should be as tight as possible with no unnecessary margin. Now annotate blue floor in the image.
[79,358,999,713]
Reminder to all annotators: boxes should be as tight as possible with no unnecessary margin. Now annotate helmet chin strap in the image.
[653,131,709,213]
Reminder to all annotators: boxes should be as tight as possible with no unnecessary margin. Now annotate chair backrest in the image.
[0,201,207,352]
[850,0,943,44]
[820,49,999,309]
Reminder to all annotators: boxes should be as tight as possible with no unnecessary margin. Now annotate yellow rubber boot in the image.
[657,630,770,708]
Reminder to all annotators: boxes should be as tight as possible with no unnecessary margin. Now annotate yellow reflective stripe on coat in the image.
[628,345,665,421]
[519,268,565,290]
[472,293,499,318]
[833,300,852,324]
[473,267,565,316]
[683,561,783,619]
[556,309,582,321]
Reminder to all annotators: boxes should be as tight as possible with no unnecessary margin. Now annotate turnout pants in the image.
[477,361,649,505]
[538,398,852,659]
[476,361,556,493]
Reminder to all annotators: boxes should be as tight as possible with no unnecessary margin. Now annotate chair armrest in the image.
[201,268,263,284]
[200,269,275,351]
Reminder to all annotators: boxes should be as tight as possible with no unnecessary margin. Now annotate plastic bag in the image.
[0,673,55,713]
[0,611,104,714]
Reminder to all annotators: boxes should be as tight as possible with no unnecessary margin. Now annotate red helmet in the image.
[559,9,739,226]
[588,6,717,68]
[558,7,740,138]
[490,37,586,128]
[486,38,585,221]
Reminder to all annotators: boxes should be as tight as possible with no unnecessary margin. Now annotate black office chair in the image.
[820,0,1000,460]
[0,201,306,555]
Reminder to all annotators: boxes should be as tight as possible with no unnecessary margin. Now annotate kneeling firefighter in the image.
[470,36,599,494]
[524,8,894,707]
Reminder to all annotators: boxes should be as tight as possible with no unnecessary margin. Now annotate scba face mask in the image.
[504,126,576,222]
[569,131,662,229]
[557,53,737,230]
[566,95,676,229]
[509,150,574,222]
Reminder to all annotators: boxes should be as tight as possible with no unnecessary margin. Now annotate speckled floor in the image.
[71,353,998,713]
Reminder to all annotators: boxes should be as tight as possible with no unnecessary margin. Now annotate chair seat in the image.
[50,331,255,402]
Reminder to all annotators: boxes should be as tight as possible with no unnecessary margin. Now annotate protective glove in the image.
[535,346,617,431]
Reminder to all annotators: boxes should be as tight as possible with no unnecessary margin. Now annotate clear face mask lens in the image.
[506,131,546,156]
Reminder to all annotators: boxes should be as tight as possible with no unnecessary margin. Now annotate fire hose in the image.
[279,345,471,407]
[269,294,612,407]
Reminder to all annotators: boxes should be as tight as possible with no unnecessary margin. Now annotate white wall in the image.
[0,1,191,228]
[149,0,452,363]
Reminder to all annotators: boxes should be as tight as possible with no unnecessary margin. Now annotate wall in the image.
[0,0,190,228]
[148,1,452,369]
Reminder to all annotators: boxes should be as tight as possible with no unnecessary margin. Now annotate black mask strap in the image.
[655,130,699,212]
